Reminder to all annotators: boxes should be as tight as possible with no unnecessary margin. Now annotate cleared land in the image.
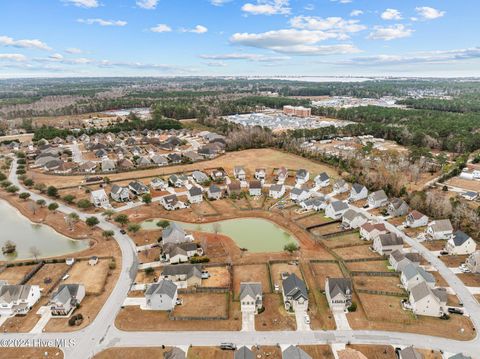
[173,293,228,318]
[202,266,231,288]
[299,345,335,359]
[347,345,396,359]
[447,177,480,192]
[255,293,296,331]
[0,348,63,359]
[64,259,110,295]
[0,265,35,284]
[94,348,169,359]
[333,246,382,260]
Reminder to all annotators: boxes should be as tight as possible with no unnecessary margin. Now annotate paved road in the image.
[4,159,480,358]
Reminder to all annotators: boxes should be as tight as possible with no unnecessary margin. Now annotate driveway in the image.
[241,311,255,332]
[294,310,311,331]
[123,297,147,308]
[332,309,351,330]
[30,306,52,333]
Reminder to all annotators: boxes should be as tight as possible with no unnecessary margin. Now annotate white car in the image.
[274,284,280,292]
[304,314,310,324]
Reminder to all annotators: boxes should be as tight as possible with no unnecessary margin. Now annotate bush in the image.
[109,260,116,270]
[348,302,357,312]
[144,267,155,275]
[190,256,210,264]
[156,220,170,228]
[68,314,83,326]
[77,199,92,209]
[284,242,299,253]
[46,186,58,198]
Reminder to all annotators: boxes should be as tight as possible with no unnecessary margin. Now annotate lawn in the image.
[202,266,231,288]
[309,262,344,290]
[346,260,389,272]
[233,264,270,297]
[64,259,110,295]
[269,262,303,289]
[0,265,35,284]
[255,293,296,331]
[334,246,382,260]
[322,232,364,249]
[173,293,228,318]
[353,276,404,294]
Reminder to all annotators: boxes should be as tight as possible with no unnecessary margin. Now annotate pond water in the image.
[142,217,297,253]
[0,200,89,261]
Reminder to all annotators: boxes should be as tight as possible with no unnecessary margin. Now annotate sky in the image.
[0,0,479,78]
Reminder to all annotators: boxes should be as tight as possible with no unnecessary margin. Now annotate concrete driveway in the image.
[294,310,311,331]
[241,311,255,332]
[30,306,52,333]
[332,309,351,330]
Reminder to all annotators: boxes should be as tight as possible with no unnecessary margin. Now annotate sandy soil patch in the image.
[347,345,396,359]
[299,345,335,359]
[458,273,480,287]
[94,347,170,359]
[0,348,63,359]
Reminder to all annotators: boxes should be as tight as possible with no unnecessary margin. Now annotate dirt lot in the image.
[458,273,480,287]
[295,213,331,228]
[255,293,296,331]
[187,346,282,359]
[116,300,242,331]
[346,260,389,272]
[334,245,382,260]
[310,222,344,236]
[192,200,220,217]
[447,177,480,192]
[422,240,447,251]
[27,263,69,295]
[349,293,475,340]
[322,232,364,249]
[299,345,335,359]
[173,293,228,318]
[0,265,35,284]
[64,259,110,295]
[137,246,161,263]
[347,345,396,359]
[0,348,64,359]
[202,266,231,288]
[94,347,169,359]
[233,264,270,297]
[440,255,468,268]
[353,276,404,294]
[270,262,303,288]
[309,262,343,290]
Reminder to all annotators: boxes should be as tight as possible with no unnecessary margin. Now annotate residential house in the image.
[282,346,312,359]
[128,181,149,196]
[150,178,167,190]
[388,198,409,217]
[117,158,134,170]
[448,355,472,359]
[151,154,168,167]
[90,189,109,208]
[88,256,98,266]
[404,211,429,228]
[167,153,182,164]
[409,281,446,317]
[78,161,97,173]
[333,179,349,193]
[161,264,202,288]
[276,167,288,183]
[426,219,453,240]
[373,232,403,255]
[160,194,183,211]
[136,156,151,167]
[300,197,325,212]
[162,223,190,245]
[210,169,226,182]
[101,159,116,172]
[295,169,309,185]
[240,282,263,314]
[192,171,209,185]
[269,184,285,199]
[398,346,423,359]
[466,251,480,273]
[342,209,368,229]
[188,186,203,204]
[235,347,254,359]
[290,188,310,202]
[234,166,246,181]
[368,190,389,208]
[168,174,188,188]
[110,185,130,202]
[162,242,200,264]
[349,183,368,202]
[314,172,330,188]
[389,250,421,272]
[400,263,435,291]
[254,168,266,181]
[145,280,178,311]
[360,222,388,241]
[325,278,352,312]
[249,180,262,197]
[164,348,186,359]
[227,181,242,196]
[49,284,85,316]
[207,184,223,200]
[0,285,41,316]
[325,200,349,220]
[445,231,476,255]
[462,191,479,201]
[282,273,308,312]
[183,151,202,163]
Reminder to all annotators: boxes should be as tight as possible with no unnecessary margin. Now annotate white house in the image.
[360,222,388,241]
[160,194,183,211]
[49,284,85,316]
[404,210,429,228]
[466,251,480,273]
[207,184,223,200]
[187,186,203,204]
[239,282,263,314]
[276,167,288,183]
[234,166,246,181]
[400,263,436,291]
[445,231,476,255]
[409,281,446,317]
[342,209,368,229]
[349,183,368,202]
[325,278,352,312]
[372,232,403,255]
[314,172,330,188]
[368,190,389,208]
[162,242,201,264]
[169,174,188,188]
[254,168,266,181]
[388,198,409,217]
[0,285,41,316]
[290,188,310,202]
[295,169,309,185]
[333,179,349,193]
[90,189,109,208]
[248,180,262,197]
[269,184,285,199]
[282,273,308,312]
[150,178,167,190]
[300,197,325,212]
[325,200,349,220]
[426,219,453,240]
[145,280,178,311]
[110,184,130,202]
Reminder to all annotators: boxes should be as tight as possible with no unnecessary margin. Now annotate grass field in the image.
[202,266,231,288]
[346,260,389,272]
[353,276,404,294]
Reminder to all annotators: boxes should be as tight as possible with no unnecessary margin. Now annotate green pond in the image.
[0,200,89,261]
[142,217,297,253]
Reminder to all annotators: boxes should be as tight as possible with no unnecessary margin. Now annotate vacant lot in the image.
[27,263,69,295]
[334,245,381,260]
[458,273,480,287]
[440,255,468,268]
[94,348,169,359]
[255,293,296,331]
[353,276,404,294]
[202,266,230,288]
[422,240,447,251]
[447,177,480,192]
[295,213,331,228]
[233,264,270,297]
[0,348,64,359]
[310,222,343,236]
[299,345,334,359]
[347,345,396,359]
[322,232,364,249]
[270,262,303,288]
[173,293,228,318]
[309,262,343,290]
[0,265,35,284]
[137,247,161,264]
[346,260,389,272]
[192,201,219,217]
[187,347,282,359]
[64,259,110,295]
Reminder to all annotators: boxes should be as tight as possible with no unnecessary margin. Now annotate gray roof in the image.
[162,222,185,242]
[296,169,308,179]
[390,249,406,262]
[351,183,365,194]
[327,278,352,299]
[240,282,262,301]
[390,198,408,210]
[378,232,403,246]
[0,285,34,303]
[192,171,208,182]
[399,346,423,359]
[208,184,222,193]
[235,346,254,359]
[453,231,471,246]
[291,188,307,196]
[282,273,308,301]
[249,180,262,189]
[448,354,472,359]
[370,189,388,201]
[331,200,349,212]
[189,186,203,196]
[317,172,329,181]
[430,219,453,232]
[270,184,284,192]
[162,264,202,279]
[302,197,324,207]
[343,208,365,221]
[410,281,444,303]
[402,263,435,283]
[335,179,346,187]
[145,280,177,299]
[164,348,186,359]
[282,345,312,359]
[51,284,82,305]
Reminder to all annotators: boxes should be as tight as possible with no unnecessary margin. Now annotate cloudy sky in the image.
[0,0,478,77]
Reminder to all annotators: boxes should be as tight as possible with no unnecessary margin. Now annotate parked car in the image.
[274,284,280,292]
[176,298,183,306]
[448,308,464,315]
[120,229,126,235]
[201,271,210,279]
[440,250,448,256]
[304,314,310,324]
[220,343,236,350]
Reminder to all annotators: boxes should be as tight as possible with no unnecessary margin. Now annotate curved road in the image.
[5,159,480,358]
